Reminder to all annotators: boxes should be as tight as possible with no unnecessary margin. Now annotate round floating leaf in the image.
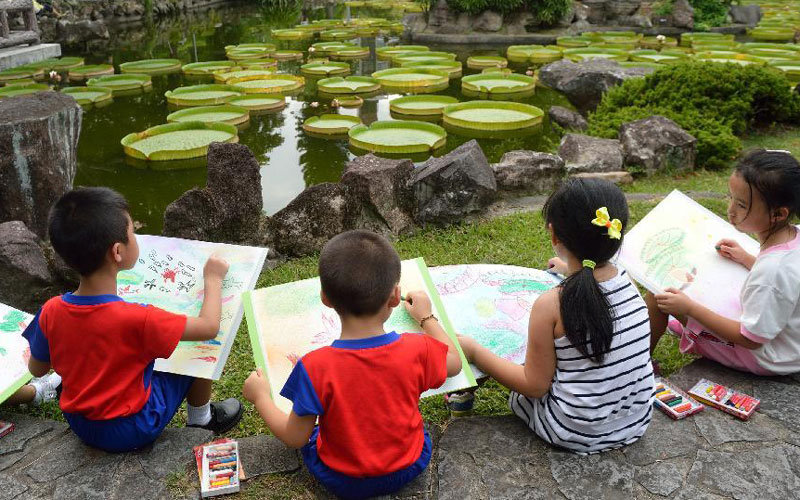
[271,28,314,40]
[400,60,462,78]
[371,68,449,90]
[694,53,767,66]
[389,95,458,116]
[227,47,273,61]
[228,74,305,93]
[680,32,733,47]
[320,29,358,41]
[182,61,237,76]
[618,61,665,70]
[301,61,351,77]
[228,94,286,111]
[335,95,363,107]
[317,76,380,94]
[629,49,689,64]
[442,100,544,131]
[310,42,356,55]
[61,86,113,105]
[391,51,457,66]
[331,47,371,60]
[376,45,429,60]
[67,64,115,81]
[272,50,304,61]
[556,36,592,48]
[86,74,152,93]
[167,105,249,126]
[164,84,244,106]
[214,69,276,84]
[0,82,51,98]
[481,68,514,75]
[302,113,362,135]
[507,45,545,63]
[748,27,796,42]
[638,36,679,49]
[119,59,182,75]
[225,43,277,53]
[121,122,239,161]
[26,57,85,71]
[461,73,536,95]
[466,56,508,70]
[239,58,279,69]
[0,66,43,82]
[348,120,447,154]
[563,47,629,62]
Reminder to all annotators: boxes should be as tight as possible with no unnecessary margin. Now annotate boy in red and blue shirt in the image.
[242,230,462,499]
[23,187,243,452]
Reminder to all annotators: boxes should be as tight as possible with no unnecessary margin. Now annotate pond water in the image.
[62,3,570,233]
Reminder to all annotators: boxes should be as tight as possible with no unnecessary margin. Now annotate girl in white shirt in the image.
[648,149,800,375]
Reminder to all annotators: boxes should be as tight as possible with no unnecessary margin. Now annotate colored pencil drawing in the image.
[0,302,34,404]
[117,234,268,380]
[429,264,561,377]
[618,190,760,320]
[244,258,477,414]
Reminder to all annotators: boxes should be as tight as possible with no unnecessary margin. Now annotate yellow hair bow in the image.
[591,207,622,240]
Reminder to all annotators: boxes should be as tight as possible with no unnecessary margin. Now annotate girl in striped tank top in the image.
[458,179,655,454]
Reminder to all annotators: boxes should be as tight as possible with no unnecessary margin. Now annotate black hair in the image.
[319,230,401,317]
[48,187,131,276]
[543,178,629,363]
[735,149,800,239]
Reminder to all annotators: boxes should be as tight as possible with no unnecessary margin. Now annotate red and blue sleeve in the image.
[279,360,324,417]
[423,336,449,391]
[22,310,50,362]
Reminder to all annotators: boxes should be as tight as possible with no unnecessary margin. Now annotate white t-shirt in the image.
[740,225,800,375]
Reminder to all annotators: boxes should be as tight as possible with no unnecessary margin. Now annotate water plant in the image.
[121,122,239,161]
[348,120,447,154]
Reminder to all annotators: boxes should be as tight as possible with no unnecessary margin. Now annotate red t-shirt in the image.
[24,294,186,420]
[280,331,449,477]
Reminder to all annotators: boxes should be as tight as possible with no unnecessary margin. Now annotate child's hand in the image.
[204,255,230,282]
[547,257,568,275]
[243,368,271,405]
[654,288,695,316]
[457,335,480,363]
[404,290,433,324]
[715,239,754,269]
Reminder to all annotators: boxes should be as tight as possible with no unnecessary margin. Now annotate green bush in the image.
[689,0,730,30]
[445,0,570,24]
[587,61,800,169]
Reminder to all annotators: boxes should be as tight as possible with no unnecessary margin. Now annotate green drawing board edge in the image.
[0,372,33,406]
[243,290,270,374]
[415,257,478,387]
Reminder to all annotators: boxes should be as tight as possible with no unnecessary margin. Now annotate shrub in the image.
[587,61,800,169]
[689,0,730,30]
[445,0,570,24]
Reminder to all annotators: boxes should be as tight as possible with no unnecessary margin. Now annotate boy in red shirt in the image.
[243,230,462,499]
[23,187,243,452]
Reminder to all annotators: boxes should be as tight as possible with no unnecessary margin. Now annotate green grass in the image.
[741,124,800,158]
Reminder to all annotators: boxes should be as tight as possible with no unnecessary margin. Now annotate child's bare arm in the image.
[243,369,316,448]
[183,256,229,341]
[404,291,462,377]
[28,357,51,378]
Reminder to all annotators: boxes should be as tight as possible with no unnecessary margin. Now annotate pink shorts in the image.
[677,318,774,376]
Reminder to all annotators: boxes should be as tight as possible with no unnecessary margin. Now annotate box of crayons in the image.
[687,378,760,421]
[653,378,704,420]
[0,420,14,439]
[201,440,241,497]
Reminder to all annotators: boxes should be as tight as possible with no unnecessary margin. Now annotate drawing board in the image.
[0,302,34,404]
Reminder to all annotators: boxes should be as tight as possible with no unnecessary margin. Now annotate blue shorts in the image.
[64,372,194,452]
[301,427,432,500]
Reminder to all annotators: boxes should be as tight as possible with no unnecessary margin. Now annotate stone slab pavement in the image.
[2,358,799,499]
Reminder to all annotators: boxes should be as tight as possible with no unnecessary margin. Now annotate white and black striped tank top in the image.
[510,269,655,454]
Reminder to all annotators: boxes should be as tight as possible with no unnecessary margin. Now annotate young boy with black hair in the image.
[242,230,462,499]
[23,187,243,452]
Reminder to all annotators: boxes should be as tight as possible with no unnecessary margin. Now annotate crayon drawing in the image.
[429,265,561,377]
[117,234,268,380]
[0,302,34,404]
[618,190,760,320]
[244,258,477,414]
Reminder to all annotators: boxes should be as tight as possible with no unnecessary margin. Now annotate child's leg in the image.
[185,378,243,433]
[187,378,212,407]
[645,292,668,353]
[3,385,36,405]
[2,372,61,406]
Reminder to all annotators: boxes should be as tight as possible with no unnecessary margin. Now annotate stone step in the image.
[0,43,60,71]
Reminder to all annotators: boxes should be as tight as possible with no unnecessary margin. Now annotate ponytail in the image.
[560,267,615,363]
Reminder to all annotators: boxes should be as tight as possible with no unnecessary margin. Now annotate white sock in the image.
[187,402,212,426]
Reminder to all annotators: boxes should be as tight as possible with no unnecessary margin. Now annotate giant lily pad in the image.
[166,105,249,125]
[769,60,800,82]
[300,61,351,77]
[400,60,463,78]
[214,69,275,84]
[639,36,679,49]
[748,27,796,42]
[680,32,733,47]
[67,64,115,81]
[228,74,305,93]
[563,47,629,62]
[629,49,689,64]
[442,101,544,131]
[310,42,356,56]
[0,82,51,98]
[556,36,592,48]
[349,120,446,154]
[0,66,43,82]
[119,59,182,75]
[466,56,508,70]
[182,61,237,76]
[527,46,564,64]
[317,76,380,94]
[389,95,458,117]
[26,57,85,71]
[272,50,304,61]
[165,84,244,106]
[239,58,279,69]
[376,45,429,60]
[371,68,449,90]
[121,122,238,161]
[335,95,364,107]
[391,51,457,66]
[86,74,152,93]
[228,94,286,111]
[320,29,358,41]
[694,53,767,66]
[227,46,273,61]
[507,45,543,63]
[302,114,362,135]
[61,86,113,106]
[461,73,536,95]
[226,43,277,54]
[271,28,314,40]
[331,47,371,60]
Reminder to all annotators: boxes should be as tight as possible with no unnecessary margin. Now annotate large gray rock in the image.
[559,134,624,174]
[427,0,458,29]
[411,140,497,226]
[582,0,608,24]
[402,12,428,34]
[55,19,109,45]
[340,154,416,235]
[539,59,654,114]
[492,150,565,193]
[0,92,82,238]
[163,142,267,245]
[269,182,362,257]
[473,10,503,32]
[729,4,762,26]
[672,0,694,28]
[607,0,641,17]
[619,115,697,173]
[548,105,588,131]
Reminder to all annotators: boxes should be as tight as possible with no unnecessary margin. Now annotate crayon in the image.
[211,480,230,487]
[673,403,692,413]
[210,457,236,466]
[666,397,683,407]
